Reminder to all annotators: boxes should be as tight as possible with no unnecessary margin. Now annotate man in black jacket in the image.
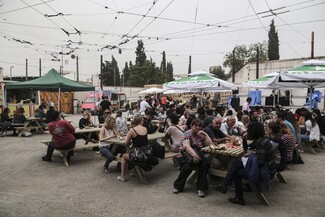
[143,109,158,134]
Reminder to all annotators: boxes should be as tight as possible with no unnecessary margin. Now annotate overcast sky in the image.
[0,0,324,81]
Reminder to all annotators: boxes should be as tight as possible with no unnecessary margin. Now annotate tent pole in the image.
[309,86,313,110]
[93,91,96,125]
[58,88,61,112]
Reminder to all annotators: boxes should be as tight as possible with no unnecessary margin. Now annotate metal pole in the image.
[26,59,28,81]
[39,58,41,77]
[256,46,259,79]
[76,56,79,81]
[311,31,314,59]
[60,46,63,75]
[58,88,61,112]
[232,49,235,83]
[10,66,14,80]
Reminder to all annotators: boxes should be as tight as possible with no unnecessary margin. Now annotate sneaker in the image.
[117,176,125,182]
[42,156,52,162]
[197,190,205,198]
[103,167,110,174]
[228,197,245,205]
[212,184,227,194]
[172,188,179,194]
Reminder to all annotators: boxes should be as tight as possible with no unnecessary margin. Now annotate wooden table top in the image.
[106,132,165,145]
[201,144,244,158]
[75,127,101,133]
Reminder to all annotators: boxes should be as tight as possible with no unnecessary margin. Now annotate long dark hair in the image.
[303,111,317,127]
[247,122,265,140]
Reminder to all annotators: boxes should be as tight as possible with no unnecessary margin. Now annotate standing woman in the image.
[173,119,212,198]
[118,114,149,182]
[99,116,126,173]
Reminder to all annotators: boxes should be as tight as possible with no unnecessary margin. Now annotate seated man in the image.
[204,117,230,144]
[220,116,240,136]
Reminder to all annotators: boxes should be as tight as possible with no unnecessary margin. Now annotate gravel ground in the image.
[0,114,324,217]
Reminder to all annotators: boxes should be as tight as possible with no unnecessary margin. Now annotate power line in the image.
[0,0,55,15]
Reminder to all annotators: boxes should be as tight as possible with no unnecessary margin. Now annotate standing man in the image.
[161,95,167,111]
[140,96,151,115]
[242,97,252,112]
[99,95,112,122]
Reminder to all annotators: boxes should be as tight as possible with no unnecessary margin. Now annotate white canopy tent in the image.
[138,87,163,95]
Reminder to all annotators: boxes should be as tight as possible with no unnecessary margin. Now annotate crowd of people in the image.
[2,93,324,206]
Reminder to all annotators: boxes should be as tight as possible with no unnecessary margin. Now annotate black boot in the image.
[228,197,245,205]
[42,144,55,162]
[67,151,74,163]
[212,184,227,194]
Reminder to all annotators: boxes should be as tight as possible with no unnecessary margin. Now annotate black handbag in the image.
[177,147,204,165]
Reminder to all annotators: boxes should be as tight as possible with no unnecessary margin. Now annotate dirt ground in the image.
[0,114,324,217]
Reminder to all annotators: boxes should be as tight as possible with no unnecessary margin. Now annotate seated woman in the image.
[165,113,184,152]
[118,114,151,182]
[42,111,76,162]
[173,119,212,198]
[78,111,99,142]
[266,121,287,172]
[12,107,26,124]
[214,122,276,205]
[99,116,126,174]
[301,111,320,143]
[115,111,128,136]
[280,123,296,163]
[1,108,12,135]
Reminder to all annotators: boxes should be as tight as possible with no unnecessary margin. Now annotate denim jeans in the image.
[100,146,115,169]
[301,134,310,142]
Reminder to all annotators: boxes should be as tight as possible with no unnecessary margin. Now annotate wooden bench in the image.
[15,126,45,137]
[110,138,178,184]
[41,140,99,167]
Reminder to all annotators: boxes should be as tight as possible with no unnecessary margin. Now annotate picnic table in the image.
[106,132,177,184]
[187,143,287,206]
[14,117,46,137]
[75,127,101,144]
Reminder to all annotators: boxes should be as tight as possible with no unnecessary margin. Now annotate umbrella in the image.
[138,87,163,95]
[280,59,325,109]
[163,70,237,104]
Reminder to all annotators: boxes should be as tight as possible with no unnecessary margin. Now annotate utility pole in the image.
[60,46,63,75]
[26,59,28,81]
[232,49,235,83]
[76,56,79,81]
[311,31,314,59]
[113,66,116,88]
[39,58,41,77]
[100,55,103,89]
[256,46,259,79]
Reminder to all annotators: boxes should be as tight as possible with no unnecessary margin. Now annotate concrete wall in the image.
[231,57,325,110]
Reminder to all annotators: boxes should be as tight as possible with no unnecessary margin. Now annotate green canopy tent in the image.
[5,68,95,112]
[280,59,325,109]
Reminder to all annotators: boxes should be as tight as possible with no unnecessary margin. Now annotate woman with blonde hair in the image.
[118,114,150,182]
[99,116,126,173]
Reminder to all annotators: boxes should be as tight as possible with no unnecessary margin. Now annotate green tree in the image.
[223,43,268,75]
[160,51,167,82]
[268,19,280,60]
[248,42,268,62]
[135,40,147,66]
[101,55,120,86]
[210,66,230,80]
[223,45,249,74]
[121,62,130,86]
[128,59,161,87]
[166,61,174,82]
